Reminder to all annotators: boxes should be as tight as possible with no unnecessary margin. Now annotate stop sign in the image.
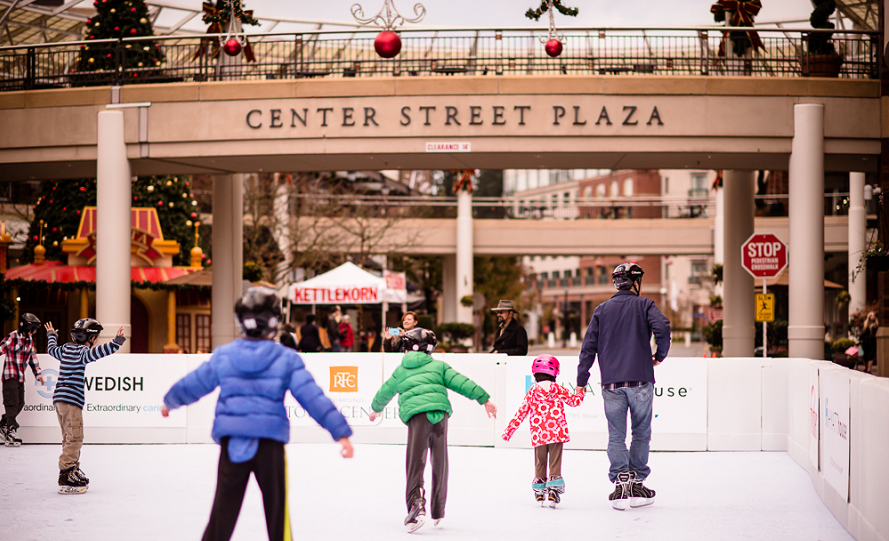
[741,233,788,279]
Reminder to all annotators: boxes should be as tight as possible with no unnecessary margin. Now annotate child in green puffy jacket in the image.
[369,328,497,533]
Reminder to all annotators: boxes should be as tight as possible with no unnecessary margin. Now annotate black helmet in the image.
[235,287,282,338]
[403,328,437,354]
[612,262,644,292]
[19,313,41,334]
[71,318,103,343]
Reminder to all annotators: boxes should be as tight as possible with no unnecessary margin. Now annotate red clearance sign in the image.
[741,233,788,279]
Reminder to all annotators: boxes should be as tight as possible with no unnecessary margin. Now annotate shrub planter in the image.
[799,54,843,77]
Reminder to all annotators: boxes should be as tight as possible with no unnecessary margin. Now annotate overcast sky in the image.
[152,0,819,33]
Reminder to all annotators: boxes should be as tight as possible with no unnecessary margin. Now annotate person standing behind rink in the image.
[0,313,45,447]
[162,287,353,541]
[576,262,670,511]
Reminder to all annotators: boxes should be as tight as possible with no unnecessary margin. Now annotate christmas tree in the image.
[23,176,203,267]
[74,0,166,80]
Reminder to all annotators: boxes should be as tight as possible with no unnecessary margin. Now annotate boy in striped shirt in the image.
[45,318,126,494]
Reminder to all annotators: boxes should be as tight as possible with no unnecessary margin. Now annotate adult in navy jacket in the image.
[162,287,353,541]
[576,263,670,511]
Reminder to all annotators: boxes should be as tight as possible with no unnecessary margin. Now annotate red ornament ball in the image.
[33,236,39,242]
[190,212,197,219]
[114,26,120,31]
[130,28,137,35]
[545,39,563,58]
[374,31,401,59]
[76,210,81,215]
[223,38,242,57]
[157,200,163,206]
[79,186,86,191]
[52,227,58,233]
[131,7,136,11]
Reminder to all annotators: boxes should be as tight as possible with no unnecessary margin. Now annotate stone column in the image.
[95,110,131,352]
[788,104,825,360]
[164,290,180,353]
[211,174,244,349]
[848,172,866,317]
[722,170,755,357]
[714,182,725,298]
[442,254,457,323]
[456,190,474,324]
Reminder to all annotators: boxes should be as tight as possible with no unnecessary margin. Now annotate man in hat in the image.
[490,300,529,356]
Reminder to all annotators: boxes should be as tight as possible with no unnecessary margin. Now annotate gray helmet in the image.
[19,313,41,334]
[612,262,644,291]
[403,328,437,354]
[235,287,282,338]
[71,318,103,343]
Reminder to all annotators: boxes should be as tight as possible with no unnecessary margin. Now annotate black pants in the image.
[202,438,291,541]
[1,379,25,430]
[406,413,449,520]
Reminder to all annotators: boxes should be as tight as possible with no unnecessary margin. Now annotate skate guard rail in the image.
[0,26,879,91]
[13,352,889,539]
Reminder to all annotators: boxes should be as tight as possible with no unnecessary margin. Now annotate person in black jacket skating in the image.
[577,263,670,511]
[490,300,529,356]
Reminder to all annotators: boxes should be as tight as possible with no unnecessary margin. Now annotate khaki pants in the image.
[55,402,84,471]
[534,442,563,479]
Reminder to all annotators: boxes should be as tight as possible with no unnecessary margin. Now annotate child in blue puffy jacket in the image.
[162,287,353,541]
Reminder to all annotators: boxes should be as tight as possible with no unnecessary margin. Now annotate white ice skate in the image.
[58,485,88,495]
[4,427,22,447]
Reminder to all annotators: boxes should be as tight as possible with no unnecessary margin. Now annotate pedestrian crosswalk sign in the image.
[755,293,775,322]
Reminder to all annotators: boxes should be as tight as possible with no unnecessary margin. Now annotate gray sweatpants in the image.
[405,413,449,521]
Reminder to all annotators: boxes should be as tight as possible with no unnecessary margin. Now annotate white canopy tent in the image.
[287,262,408,326]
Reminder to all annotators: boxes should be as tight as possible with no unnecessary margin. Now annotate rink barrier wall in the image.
[14,352,889,541]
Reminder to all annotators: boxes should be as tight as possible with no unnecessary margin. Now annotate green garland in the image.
[203,0,259,26]
[4,277,210,293]
[525,0,579,21]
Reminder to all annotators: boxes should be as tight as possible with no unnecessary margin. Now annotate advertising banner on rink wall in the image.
[497,356,708,450]
[19,354,188,428]
[809,366,820,470]
[820,369,850,501]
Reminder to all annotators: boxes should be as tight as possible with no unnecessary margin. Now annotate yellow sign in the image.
[755,293,775,322]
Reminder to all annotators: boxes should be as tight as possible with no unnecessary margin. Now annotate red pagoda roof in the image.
[4,260,200,284]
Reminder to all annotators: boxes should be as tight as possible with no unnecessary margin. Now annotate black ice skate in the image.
[404,487,426,533]
[547,488,561,508]
[532,477,546,507]
[609,472,630,510]
[628,472,656,508]
[58,467,88,495]
[73,467,90,485]
[5,426,22,447]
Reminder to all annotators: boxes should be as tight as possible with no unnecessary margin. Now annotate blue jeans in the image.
[603,383,653,483]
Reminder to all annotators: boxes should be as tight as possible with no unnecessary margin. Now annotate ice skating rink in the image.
[3,442,852,541]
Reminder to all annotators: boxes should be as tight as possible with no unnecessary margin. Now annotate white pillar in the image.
[722,170,755,357]
[456,190,474,324]
[714,183,725,298]
[96,110,131,352]
[442,255,457,323]
[848,172,867,316]
[211,174,244,349]
[788,104,825,360]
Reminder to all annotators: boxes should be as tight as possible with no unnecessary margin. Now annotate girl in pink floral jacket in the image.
[502,354,585,507]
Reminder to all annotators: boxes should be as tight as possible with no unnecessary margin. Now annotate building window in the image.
[610,181,619,198]
[175,313,191,353]
[195,314,212,353]
[598,266,609,285]
[623,179,634,196]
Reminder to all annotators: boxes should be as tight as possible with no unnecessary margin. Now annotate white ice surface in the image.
[3,443,853,541]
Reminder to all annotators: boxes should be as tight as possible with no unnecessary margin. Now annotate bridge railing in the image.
[288,192,855,221]
[0,27,878,91]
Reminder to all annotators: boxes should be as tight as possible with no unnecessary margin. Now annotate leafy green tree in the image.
[75,0,165,80]
[23,176,203,267]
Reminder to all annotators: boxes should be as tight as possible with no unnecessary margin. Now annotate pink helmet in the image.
[531,354,560,378]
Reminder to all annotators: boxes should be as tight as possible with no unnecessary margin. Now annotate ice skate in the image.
[5,426,22,447]
[58,467,88,495]
[547,488,561,508]
[545,476,565,508]
[609,472,630,510]
[0,425,7,445]
[532,477,547,507]
[628,472,655,508]
[73,467,90,485]
[404,488,426,533]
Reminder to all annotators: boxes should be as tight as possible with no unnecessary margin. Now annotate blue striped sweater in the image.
[47,332,125,409]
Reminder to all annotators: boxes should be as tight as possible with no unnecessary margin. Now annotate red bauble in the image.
[223,38,242,57]
[374,31,401,59]
[130,28,137,35]
[545,39,563,58]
